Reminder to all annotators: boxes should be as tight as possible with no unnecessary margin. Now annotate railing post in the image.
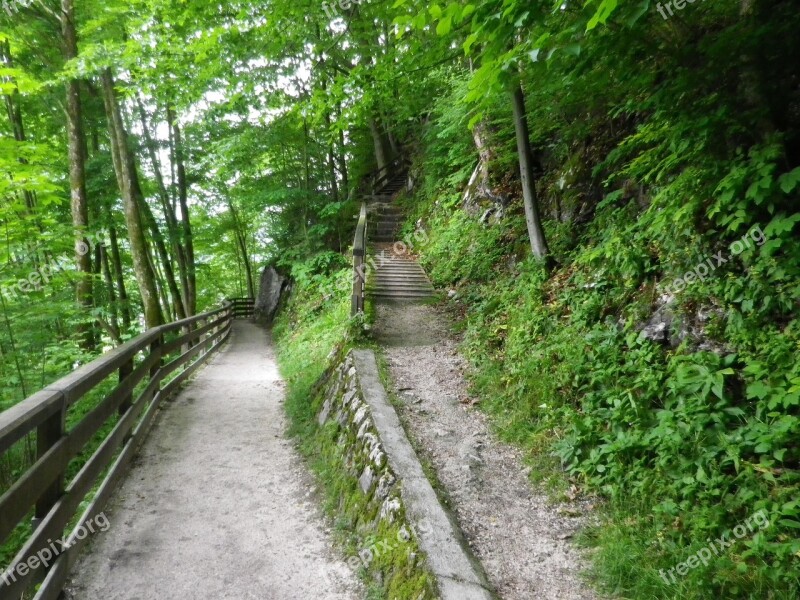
[150,331,163,384]
[118,357,134,444]
[34,398,66,527]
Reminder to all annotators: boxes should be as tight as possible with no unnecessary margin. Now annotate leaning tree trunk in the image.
[139,192,186,320]
[100,69,162,329]
[61,0,95,349]
[510,81,550,263]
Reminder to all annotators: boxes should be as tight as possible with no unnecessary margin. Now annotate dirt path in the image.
[372,302,599,600]
[67,322,361,600]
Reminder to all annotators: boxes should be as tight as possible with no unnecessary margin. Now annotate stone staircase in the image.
[366,172,435,303]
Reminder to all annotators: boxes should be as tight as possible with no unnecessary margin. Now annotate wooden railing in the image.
[0,301,236,599]
[229,297,255,319]
[351,202,368,317]
[370,155,410,194]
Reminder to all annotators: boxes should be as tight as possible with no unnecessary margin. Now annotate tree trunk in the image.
[61,0,95,349]
[510,81,550,263]
[338,121,349,197]
[108,223,131,330]
[138,191,187,320]
[368,116,389,175]
[100,244,120,340]
[228,201,255,298]
[168,104,196,316]
[135,96,191,309]
[100,69,162,328]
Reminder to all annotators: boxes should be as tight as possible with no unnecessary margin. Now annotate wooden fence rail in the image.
[228,297,255,319]
[351,203,368,317]
[0,299,245,599]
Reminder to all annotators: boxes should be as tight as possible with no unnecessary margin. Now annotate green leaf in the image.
[778,519,800,529]
[436,15,452,36]
[586,0,619,31]
[778,167,800,193]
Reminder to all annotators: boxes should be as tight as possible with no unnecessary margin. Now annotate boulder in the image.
[253,266,288,324]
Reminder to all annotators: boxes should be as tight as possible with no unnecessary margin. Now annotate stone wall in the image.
[315,350,494,600]
[317,351,415,545]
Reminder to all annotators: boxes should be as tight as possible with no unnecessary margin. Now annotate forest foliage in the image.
[1,0,799,598]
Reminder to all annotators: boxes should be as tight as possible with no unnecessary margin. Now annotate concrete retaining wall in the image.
[317,349,494,600]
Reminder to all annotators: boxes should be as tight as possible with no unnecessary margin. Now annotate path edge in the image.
[344,349,495,600]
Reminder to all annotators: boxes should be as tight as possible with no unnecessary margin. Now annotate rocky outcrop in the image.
[253,266,288,324]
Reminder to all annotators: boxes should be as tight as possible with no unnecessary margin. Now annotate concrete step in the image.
[374,259,424,266]
[380,264,425,269]
[375,268,427,275]
[370,276,431,284]
[367,289,433,298]
[369,287,434,294]
[371,292,434,301]
[373,274,430,281]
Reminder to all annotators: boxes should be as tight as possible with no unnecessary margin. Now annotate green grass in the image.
[406,186,800,600]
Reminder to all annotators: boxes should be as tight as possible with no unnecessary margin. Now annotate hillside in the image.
[1,0,798,598]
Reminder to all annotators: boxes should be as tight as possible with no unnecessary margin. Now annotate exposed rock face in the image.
[253,266,288,324]
[637,293,728,353]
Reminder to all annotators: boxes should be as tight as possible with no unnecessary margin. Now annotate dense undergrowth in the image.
[403,134,800,600]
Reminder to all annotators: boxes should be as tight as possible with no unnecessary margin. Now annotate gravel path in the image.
[67,321,361,600]
[373,301,599,600]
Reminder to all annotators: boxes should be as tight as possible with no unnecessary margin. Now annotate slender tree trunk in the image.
[100,245,120,339]
[148,246,172,321]
[1,40,37,215]
[167,104,196,315]
[61,0,95,348]
[510,81,550,263]
[138,193,187,320]
[127,104,188,322]
[338,121,349,197]
[228,201,255,298]
[108,223,131,330]
[100,69,162,328]
[135,96,191,310]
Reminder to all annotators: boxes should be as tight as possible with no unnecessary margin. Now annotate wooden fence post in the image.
[33,398,66,528]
